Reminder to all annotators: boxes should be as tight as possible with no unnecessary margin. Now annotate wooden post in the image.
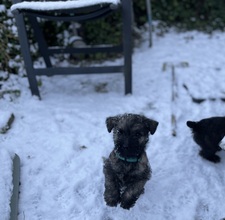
[10,154,20,220]
[162,61,189,136]
[171,65,178,136]
[146,0,152,47]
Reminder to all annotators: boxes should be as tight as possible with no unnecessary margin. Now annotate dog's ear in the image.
[106,116,119,133]
[186,121,197,129]
[144,118,159,135]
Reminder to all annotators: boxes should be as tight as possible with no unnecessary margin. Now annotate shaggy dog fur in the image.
[103,113,158,209]
[187,116,225,163]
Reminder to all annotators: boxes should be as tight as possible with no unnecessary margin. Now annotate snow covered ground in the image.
[1,28,225,220]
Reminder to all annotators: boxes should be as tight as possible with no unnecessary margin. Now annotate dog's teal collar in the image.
[115,151,140,163]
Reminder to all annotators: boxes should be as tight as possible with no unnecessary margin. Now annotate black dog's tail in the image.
[186,121,198,130]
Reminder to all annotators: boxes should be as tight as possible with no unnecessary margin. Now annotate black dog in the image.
[103,113,158,209]
[187,116,225,163]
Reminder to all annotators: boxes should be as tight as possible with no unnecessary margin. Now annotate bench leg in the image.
[28,15,52,68]
[122,0,132,95]
[14,12,40,98]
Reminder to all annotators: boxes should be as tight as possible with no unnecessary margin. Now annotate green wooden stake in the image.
[10,154,20,220]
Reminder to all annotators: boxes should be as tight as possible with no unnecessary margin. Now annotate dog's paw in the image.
[120,200,136,210]
[104,193,120,207]
[199,151,221,163]
[120,193,138,210]
[208,155,221,163]
[105,199,120,207]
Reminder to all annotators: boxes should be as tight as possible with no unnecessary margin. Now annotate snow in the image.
[0,4,6,12]
[0,150,13,220]
[1,28,225,219]
[10,0,120,12]
[220,137,225,150]
[0,110,13,129]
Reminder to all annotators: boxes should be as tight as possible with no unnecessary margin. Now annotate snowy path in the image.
[1,29,225,219]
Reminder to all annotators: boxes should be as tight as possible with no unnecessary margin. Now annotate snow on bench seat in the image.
[11,0,121,12]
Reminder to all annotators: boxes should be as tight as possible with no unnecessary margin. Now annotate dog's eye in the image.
[134,132,141,137]
[117,129,124,135]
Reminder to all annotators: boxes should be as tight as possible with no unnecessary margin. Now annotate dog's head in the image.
[106,113,158,158]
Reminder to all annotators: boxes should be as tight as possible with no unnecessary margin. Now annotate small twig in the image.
[0,90,21,100]
[171,65,177,136]
[171,114,177,137]
[183,84,225,103]
[183,84,205,103]
[0,113,15,134]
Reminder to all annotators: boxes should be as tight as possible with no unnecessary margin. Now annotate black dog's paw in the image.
[199,151,221,163]
[209,155,221,163]
[105,198,120,207]
[120,192,139,210]
[106,201,119,207]
[120,199,136,210]
[104,193,120,207]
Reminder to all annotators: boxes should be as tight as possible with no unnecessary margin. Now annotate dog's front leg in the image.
[120,179,147,210]
[103,161,121,207]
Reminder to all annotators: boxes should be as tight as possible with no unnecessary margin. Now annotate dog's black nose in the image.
[122,138,131,149]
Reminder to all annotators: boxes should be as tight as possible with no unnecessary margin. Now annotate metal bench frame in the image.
[11,0,132,98]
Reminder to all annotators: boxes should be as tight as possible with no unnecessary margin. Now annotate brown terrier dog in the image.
[103,113,158,209]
